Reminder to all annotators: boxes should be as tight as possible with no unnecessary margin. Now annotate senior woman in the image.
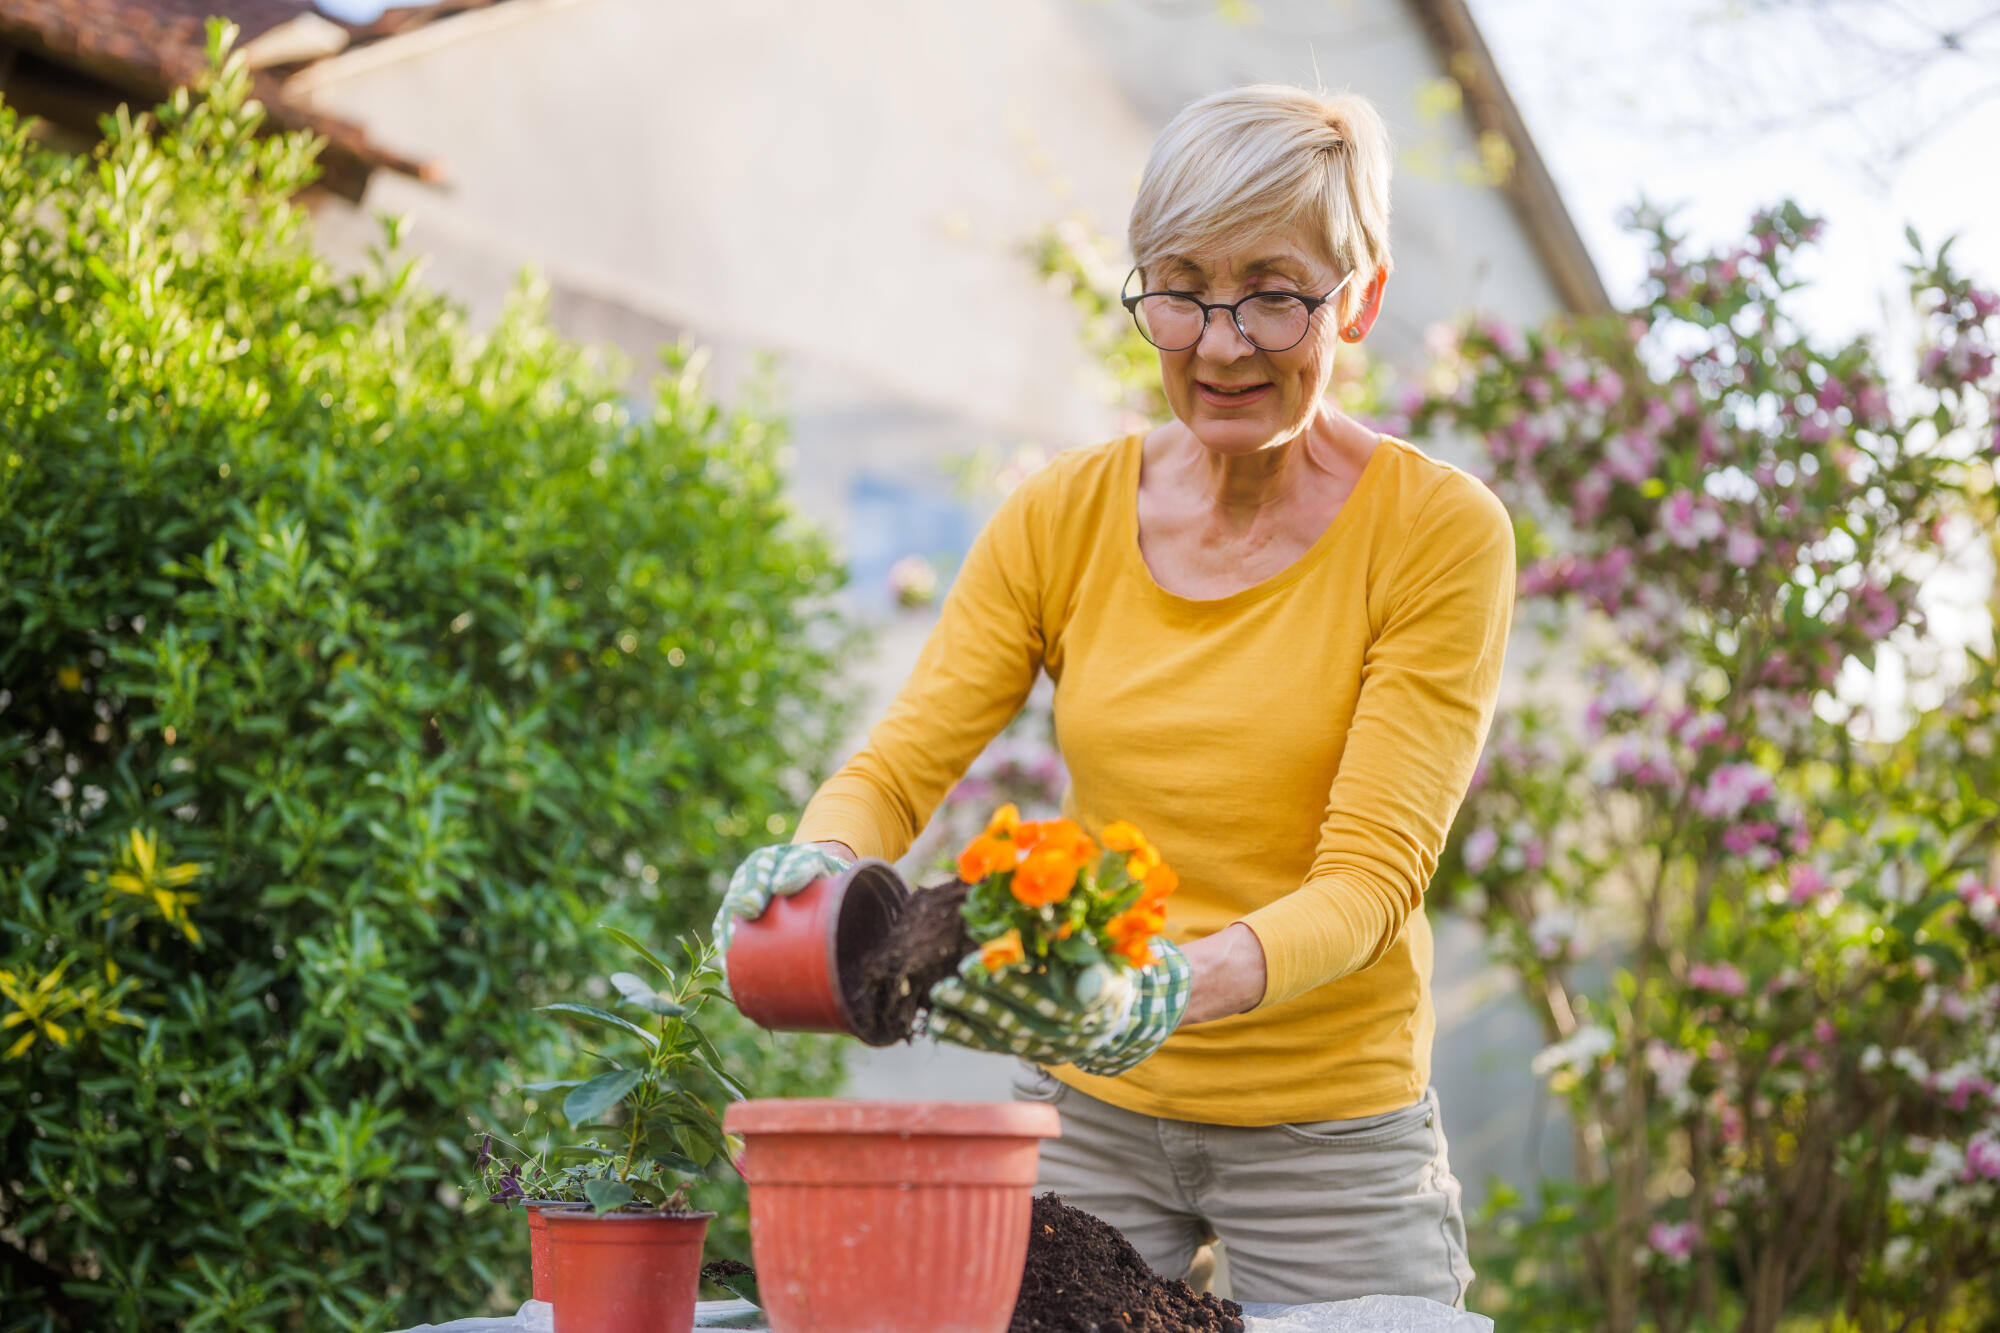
[715,84,1513,1308]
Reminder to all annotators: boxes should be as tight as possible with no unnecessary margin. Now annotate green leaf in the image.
[611,971,686,1017]
[520,1080,583,1093]
[583,1178,635,1215]
[1913,941,1964,980]
[564,1070,644,1127]
[541,1002,660,1050]
[601,926,674,980]
[1053,936,1101,966]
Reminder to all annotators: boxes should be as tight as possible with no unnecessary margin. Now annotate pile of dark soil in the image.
[700,1259,753,1283]
[1012,1192,1244,1333]
[845,880,974,1045]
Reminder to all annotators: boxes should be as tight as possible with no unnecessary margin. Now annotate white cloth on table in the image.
[385,1296,1492,1331]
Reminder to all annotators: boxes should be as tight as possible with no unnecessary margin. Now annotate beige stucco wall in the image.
[294,0,1574,1220]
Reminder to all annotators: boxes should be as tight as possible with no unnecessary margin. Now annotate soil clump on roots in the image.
[845,879,974,1045]
[1012,1192,1245,1333]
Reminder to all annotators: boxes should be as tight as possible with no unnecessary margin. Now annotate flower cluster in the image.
[956,805,1177,975]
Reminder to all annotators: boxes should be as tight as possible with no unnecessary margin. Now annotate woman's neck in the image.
[1163,407,1373,526]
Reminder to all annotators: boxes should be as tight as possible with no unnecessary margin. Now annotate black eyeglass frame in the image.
[1118,266,1354,353]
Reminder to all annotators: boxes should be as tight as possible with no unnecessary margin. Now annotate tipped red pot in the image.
[723,858,907,1045]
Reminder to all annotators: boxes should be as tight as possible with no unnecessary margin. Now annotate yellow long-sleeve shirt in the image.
[797,431,1515,1124]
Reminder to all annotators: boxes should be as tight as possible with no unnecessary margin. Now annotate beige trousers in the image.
[1010,1061,1474,1308]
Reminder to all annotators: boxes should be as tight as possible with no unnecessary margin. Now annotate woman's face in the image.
[1146,229,1345,456]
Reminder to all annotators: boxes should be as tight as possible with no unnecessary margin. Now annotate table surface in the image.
[394,1296,1494,1332]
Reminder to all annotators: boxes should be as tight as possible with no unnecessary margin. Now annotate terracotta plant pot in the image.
[543,1207,714,1333]
[725,1099,1062,1333]
[523,1199,564,1303]
[723,858,907,1044]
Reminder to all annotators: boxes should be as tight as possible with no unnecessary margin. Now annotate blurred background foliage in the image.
[0,38,850,1331]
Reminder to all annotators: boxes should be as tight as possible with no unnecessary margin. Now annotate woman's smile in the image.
[1195,379,1273,406]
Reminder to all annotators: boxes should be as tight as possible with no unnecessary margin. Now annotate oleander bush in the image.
[0,32,850,1332]
[1404,205,2000,1332]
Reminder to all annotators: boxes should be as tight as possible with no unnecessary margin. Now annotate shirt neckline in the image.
[1119,429,1394,614]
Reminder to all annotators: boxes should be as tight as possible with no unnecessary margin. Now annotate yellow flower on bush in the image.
[979,928,1026,972]
[985,803,1022,839]
[102,826,205,945]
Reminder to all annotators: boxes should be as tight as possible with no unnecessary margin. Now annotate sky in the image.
[1466,0,2000,338]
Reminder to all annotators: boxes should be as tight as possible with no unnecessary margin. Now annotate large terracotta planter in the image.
[543,1207,713,1333]
[725,1099,1061,1333]
[723,859,907,1044]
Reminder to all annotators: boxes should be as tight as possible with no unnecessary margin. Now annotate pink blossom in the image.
[1788,864,1831,905]
[1572,469,1613,524]
[1725,526,1764,567]
[1846,580,1903,640]
[1648,1221,1696,1264]
[1692,763,1776,819]
[1853,383,1890,427]
[1813,1018,1836,1043]
[1956,877,2000,934]
[1688,961,1749,997]
[1477,316,1526,360]
[1661,490,1725,549]
[1722,822,1777,856]
[1604,430,1659,485]
[1463,827,1500,874]
[1969,287,2000,321]
[1965,1131,2000,1182]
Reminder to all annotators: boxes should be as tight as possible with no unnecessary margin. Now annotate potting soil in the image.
[845,879,973,1044]
[1012,1192,1244,1333]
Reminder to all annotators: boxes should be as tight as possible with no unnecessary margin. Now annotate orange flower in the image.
[1143,862,1178,898]
[1011,843,1083,907]
[979,928,1026,972]
[1101,821,1146,852]
[1053,920,1076,940]
[1125,842,1161,881]
[984,803,1022,839]
[1015,818,1094,859]
[1113,934,1156,968]
[956,833,1016,883]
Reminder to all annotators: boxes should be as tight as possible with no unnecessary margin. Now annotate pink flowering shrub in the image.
[1408,204,2000,1333]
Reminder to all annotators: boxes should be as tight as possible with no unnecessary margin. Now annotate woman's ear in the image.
[1340,270,1389,343]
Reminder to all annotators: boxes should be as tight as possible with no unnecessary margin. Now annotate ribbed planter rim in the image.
[724,1098,1061,1137]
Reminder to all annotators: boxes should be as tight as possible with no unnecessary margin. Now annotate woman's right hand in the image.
[710,843,853,955]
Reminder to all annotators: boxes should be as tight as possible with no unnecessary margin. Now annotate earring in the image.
[1344,324,1362,341]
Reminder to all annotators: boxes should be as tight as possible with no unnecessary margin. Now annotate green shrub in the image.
[0,31,852,1331]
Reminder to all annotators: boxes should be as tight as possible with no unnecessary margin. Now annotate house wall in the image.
[293,0,1573,1219]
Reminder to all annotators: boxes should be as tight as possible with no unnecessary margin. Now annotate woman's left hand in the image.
[926,939,1192,1075]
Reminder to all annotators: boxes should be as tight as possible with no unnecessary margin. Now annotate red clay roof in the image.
[0,0,439,187]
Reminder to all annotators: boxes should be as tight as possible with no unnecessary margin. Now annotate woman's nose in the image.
[1193,307,1256,360]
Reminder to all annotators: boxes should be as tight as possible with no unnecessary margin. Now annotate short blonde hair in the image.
[1128,85,1393,326]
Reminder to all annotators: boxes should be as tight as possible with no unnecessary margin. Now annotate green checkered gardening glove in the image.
[712,843,852,956]
[926,938,1192,1077]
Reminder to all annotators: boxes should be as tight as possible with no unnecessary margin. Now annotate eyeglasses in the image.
[1119,267,1353,353]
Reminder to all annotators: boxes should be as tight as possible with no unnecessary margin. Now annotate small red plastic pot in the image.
[725,1099,1062,1333]
[723,859,907,1045]
[523,1200,563,1303]
[543,1207,713,1333]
